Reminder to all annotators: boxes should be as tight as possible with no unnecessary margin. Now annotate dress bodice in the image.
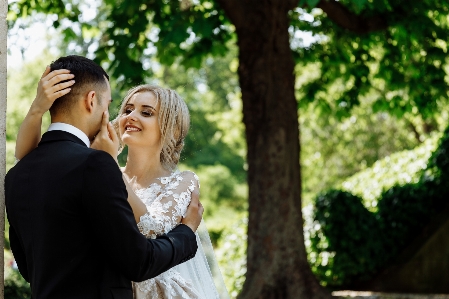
[136,170,199,239]
[133,170,202,299]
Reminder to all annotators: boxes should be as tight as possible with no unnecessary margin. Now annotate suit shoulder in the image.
[85,150,121,174]
[87,150,117,165]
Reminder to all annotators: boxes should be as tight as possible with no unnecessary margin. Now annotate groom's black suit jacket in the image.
[5,130,197,299]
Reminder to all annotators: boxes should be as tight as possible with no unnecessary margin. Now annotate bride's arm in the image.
[15,67,75,160]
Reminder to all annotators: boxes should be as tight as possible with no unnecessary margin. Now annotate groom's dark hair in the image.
[49,55,109,116]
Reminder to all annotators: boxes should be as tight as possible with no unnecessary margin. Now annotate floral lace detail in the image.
[134,269,200,299]
[134,170,201,299]
[136,170,199,239]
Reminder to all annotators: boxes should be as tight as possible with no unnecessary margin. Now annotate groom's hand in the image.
[31,66,75,115]
[91,111,120,161]
[181,189,204,232]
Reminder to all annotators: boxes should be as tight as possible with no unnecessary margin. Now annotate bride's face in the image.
[118,91,162,151]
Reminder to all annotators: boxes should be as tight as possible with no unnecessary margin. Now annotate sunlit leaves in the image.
[295,0,449,127]
[305,127,449,287]
[87,0,233,88]
[8,0,81,26]
[9,0,234,90]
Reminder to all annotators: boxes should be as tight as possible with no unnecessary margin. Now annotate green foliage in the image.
[294,1,449,128]
[216,217,247,299]
[309,190,385,285]
[427,125,449,179]
[8,0,80,25]
[7,54,53,140]
[181,164,247,246]
[13,0,449,129]
[6,53,55,171]
[4,269,31,299]
[9,0,234,89]
[193,165,244,208]
[300,96,423,206]
[305,125,449,287]
[340,134,440,210]
[4,251,31,299]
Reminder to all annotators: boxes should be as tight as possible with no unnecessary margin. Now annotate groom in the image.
[5,55,203,299]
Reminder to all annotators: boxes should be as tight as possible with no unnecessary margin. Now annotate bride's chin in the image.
[121,135,135,144]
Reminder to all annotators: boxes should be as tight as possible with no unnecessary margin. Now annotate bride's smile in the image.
[125,124,141,132]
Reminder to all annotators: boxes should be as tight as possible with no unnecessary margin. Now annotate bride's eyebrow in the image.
[142,105,157,111]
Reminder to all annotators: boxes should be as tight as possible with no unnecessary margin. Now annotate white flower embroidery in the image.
[135,171,201,299]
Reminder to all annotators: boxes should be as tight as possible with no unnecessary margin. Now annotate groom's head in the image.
[49,55,111,139]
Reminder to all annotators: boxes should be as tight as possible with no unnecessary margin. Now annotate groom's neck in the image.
[51,113,90,138]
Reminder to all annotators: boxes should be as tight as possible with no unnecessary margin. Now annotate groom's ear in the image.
[83,90,96,113]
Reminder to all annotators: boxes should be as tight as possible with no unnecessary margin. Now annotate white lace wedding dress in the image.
[134,170,229,299]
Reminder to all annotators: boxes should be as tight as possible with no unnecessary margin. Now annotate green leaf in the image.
[353,0,368,13]
[307,0,321,8]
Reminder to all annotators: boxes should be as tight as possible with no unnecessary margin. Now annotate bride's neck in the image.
[123,145,169,187]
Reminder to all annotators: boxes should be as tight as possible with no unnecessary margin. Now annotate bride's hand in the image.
[30,66,75,115]
[181,189,204,232]
[91,111,120,162]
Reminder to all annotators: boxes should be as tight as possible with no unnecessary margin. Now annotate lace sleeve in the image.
[137,171,199,239]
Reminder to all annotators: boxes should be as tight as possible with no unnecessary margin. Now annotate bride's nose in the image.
[126,110,138,121]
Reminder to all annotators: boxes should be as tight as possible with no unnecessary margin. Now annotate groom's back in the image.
[6,131,128,299]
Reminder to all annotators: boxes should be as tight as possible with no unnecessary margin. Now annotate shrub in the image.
[306,126,449,288]
[216,217,247,299]
[4,268,31,299]
[308,190,385,286]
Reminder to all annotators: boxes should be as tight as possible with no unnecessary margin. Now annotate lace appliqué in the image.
[134,171,201,299]
[136,171,199,239]
[134,269,200,299]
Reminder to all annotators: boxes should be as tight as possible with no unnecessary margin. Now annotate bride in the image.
[15,67,230,299]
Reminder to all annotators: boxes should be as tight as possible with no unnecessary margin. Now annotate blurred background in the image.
[4,0,449,298]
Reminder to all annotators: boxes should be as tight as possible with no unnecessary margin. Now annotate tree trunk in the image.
[218,1,331,298]
[0,0,6,297]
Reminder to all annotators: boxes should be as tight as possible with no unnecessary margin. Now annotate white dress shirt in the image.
[48,123,91,147]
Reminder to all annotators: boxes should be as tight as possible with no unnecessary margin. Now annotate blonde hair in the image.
[113,84,190,171]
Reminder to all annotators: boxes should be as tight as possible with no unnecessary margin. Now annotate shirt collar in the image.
[47,123,91,147]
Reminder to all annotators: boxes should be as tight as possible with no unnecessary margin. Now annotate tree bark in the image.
[218,1,331,298]
[0,0,6,297]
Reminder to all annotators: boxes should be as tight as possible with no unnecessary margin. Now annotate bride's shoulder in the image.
[177,170,200,185]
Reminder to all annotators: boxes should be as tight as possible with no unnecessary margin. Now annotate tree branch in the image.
[317,0,388,34]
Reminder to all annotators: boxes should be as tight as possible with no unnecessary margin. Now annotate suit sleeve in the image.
[81,151,197,282]
[8,224,29,282]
